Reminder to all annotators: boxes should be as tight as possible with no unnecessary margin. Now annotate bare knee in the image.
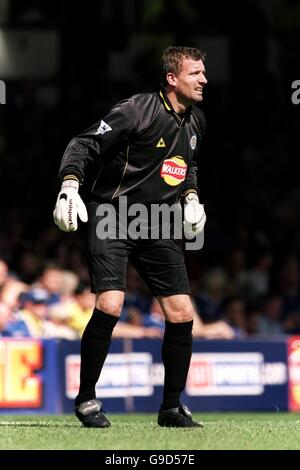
[95,291,124,317]
[166,307,195,323]
[159,295,195,323]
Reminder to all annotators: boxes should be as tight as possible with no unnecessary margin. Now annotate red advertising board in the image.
[0,339,42,407]
[288,336,300,411]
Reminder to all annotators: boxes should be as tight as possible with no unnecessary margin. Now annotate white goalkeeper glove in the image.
[53,179,88,232]
[183,192,206,239]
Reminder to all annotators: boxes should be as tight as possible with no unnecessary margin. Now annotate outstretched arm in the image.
[192,312,235,339]
[54,99,137,232]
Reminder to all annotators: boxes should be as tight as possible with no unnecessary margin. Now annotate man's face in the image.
[41,269,63,293]
[170,58,207,105]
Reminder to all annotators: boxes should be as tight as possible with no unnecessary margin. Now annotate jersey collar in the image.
[159,89,191,126]
[159,89,173,112]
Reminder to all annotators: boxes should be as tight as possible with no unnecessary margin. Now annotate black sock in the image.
[75,308,118,406]
[161,320,193,410]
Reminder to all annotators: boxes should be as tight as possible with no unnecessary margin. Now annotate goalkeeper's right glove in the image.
[53,178,88,232]
[183,192,206,239]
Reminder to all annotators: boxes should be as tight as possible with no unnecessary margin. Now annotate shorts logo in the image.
[190,135,197,150]
[95,120,112,135]
[160,156,187,186]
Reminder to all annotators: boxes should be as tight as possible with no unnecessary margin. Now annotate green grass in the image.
[0,413,300,450]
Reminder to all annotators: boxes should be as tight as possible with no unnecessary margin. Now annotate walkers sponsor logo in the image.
[160,156,187,186]
[186,353,287,396]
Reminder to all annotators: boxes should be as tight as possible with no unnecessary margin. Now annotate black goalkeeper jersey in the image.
[59,90,206,206]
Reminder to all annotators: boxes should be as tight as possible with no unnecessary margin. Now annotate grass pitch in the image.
[0,413,300,450]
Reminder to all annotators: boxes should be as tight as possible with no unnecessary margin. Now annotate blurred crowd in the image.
[1,246,300,340]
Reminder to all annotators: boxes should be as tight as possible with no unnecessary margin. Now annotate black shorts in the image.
[87,202,190,296]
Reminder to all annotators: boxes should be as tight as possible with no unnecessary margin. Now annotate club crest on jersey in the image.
[190,135,197,150]
[160,156,187,186]
[95,120,112,135]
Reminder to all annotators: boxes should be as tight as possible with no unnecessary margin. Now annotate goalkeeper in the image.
[54,46,233,429]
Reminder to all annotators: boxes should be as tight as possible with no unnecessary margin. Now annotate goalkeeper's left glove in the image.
[183,192,206,239]
[53,178,88,232]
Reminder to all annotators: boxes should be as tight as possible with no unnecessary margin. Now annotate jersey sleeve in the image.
[181,107,207,197]
[58,98,137,183]
[181,159,199,197]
